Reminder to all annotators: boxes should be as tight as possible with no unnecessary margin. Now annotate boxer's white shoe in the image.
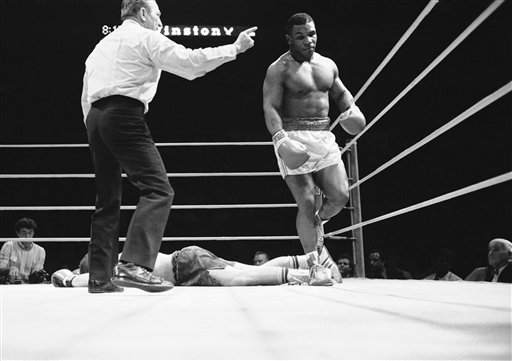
[318,246,343,283]
[51,269,75,287]
[308,264,333,286]
[287,274,309,285]
[286,268,310,285]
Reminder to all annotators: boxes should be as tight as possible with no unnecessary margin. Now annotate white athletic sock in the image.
[288,251,319,269]
[315,211,329,254]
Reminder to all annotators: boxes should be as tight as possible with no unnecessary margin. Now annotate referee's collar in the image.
[122,19,142,27]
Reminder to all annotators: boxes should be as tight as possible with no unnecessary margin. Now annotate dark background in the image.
[0,0,510,277]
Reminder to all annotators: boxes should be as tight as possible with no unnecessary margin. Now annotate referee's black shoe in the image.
[111,262,174,292]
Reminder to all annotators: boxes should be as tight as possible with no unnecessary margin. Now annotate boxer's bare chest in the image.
[284,60,333,96]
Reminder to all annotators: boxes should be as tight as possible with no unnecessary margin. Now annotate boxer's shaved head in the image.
[286,13,314,35]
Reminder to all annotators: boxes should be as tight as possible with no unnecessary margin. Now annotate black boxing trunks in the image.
[171,246,231,286]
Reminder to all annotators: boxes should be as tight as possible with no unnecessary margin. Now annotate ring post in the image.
[346,140,365,277]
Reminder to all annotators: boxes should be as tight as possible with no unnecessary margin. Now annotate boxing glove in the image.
[272,129,310,169]
[51,269,75,287]
[337,103,365,135]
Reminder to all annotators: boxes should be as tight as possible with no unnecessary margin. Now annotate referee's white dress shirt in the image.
[81,19,237,121]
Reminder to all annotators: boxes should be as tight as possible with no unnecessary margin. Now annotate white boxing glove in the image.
[337,103,366,135]
[272,130,310,169]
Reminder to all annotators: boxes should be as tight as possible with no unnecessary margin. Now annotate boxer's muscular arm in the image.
[329,62,366,135]
[263,62,309,169]
[330,76,353,114]
[263,63,285,136]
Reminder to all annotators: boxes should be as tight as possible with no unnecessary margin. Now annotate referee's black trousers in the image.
[85,95,174,282]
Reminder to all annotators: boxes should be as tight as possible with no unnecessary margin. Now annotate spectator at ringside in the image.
[0,218,48,284]
[465,238,512,283]
[253,251,270,266]
[366,249,387,279]
[336,253,353,278]
[384,250,412,280]
[422,248,462,281]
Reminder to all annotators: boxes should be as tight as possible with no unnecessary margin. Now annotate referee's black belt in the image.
[92,95,144,110]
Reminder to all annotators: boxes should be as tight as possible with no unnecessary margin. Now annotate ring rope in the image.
[0,172,281,179]
[349,81,512,191]
[336,0,505,152]
[0,235,354,242]
[0,205,354,211]
[353,0,439,103]
[328,172,512,237]
[0,141,273,149]
[0,204,300,211]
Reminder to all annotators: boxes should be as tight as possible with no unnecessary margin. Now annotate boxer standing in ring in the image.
[263,13,365,282]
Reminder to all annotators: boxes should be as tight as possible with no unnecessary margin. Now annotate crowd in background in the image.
[1,217,511,284]
[337,242,512,283]
[235,240,512,283]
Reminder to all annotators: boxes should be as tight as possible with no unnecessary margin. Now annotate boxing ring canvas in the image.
[2,279,510,360]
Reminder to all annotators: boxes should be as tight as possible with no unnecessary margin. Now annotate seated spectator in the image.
[366,249,387,279]
[465,238,512,283]
[0,217,48,284]
[385,250,412,280]
[336,253,353,278]
[422,248,462,281]
[253,251,270,266]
